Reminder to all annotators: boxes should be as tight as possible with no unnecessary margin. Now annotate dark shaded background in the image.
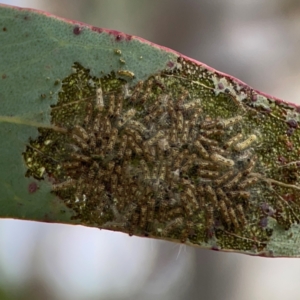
[1,1,300,299]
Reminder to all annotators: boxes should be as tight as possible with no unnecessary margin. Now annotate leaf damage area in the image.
[22,58,300,256]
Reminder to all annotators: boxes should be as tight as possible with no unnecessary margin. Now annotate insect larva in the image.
[223,172,243,190]
[84,102,93,125]
[194,140,209,159]
[181,120,190,143]
[185,187,199,210]
[190,107,202,126]
[177,111,184,132]
[72,125,89,141]
[214,169,235,186]
[203,129,224,137]
[115,165,122,176]
[102,221,128,231]
[141,81,155,103]
[167,103,177,120]
[117,108,136,127]
[236,204,247,226]
[117,70,135,79]
[198,160,218,170]
[129,212,139,236]
[140,159,150,180]
[144,107,164,123]
[125,128,143,144]
[95,87,104,110]
[159,199,168,219]
[130,80,143,102]
[115,94,123,116]
[147,198,156,223]
[70,134,89,151]
[201,119,218,129]
[87,169,96,180]
[127,120,148,135]
[104,118,112,136]
[124,203,138,221]
[228,207,239,229]
[204,185,218,207]
[108,94,115,116]
[181,195,194,217]
[173,149,188,169]
[181,220,194,243]
[158,138,170,152]
[124,148,132,160]
[234,134,257,151]
[158,162,167,181]
[199,135,219,147]
[198,169,219,179]
[224,133,243,148]
[209,146,227,156]
[219,200,231,226]
[117,135,127,158]
[216,188,231,207]
[210,153,234,167]
[162,217,183,236]
[227,191,250,200]
[143,144,155,161]
[52,179,76,191]
[106,161,115,174]
[89,133,96,150]
[93,184,105,196]
[93,111,102,132]
[147,99,160,114]
[237,176,258,189]
[145,130,164,147]
[106,128,118,152]
[176,90,189,108]
[217,115,243,129]
[243,156,257,175]
[128,136,143,156]
[140,206,148,229]
[110,174,118,191]
[169,125,178,145]
[181,153,198,172]
[206,205,214,228]
[182,98,201,110]
[167,207,183,220]
[151,163,159,180]
[62,161,81,169]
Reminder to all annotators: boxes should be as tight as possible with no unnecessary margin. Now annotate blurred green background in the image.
[1,0,300,299]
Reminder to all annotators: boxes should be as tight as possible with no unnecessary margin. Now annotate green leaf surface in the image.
[1,4,300,257]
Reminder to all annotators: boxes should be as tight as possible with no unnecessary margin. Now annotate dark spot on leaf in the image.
[218,83,224,90]
[2,27,7,32]
[2,74,7,79]
[24,15,29,20]
[91,26,103,34]
[287,128,295,136]
[28,182,38,194]
[251,93,258,102]
[73,26,82,35]
[259,217,268,228]
[116,34,123,41]
[211,245,220,251]
[287,119,298,128]
[278,156,287,164]
[167,61,174,68]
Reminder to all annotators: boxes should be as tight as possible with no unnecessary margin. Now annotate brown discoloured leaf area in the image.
[23,60,300,257]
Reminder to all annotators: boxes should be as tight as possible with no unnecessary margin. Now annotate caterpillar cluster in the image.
[23,63,262,243]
